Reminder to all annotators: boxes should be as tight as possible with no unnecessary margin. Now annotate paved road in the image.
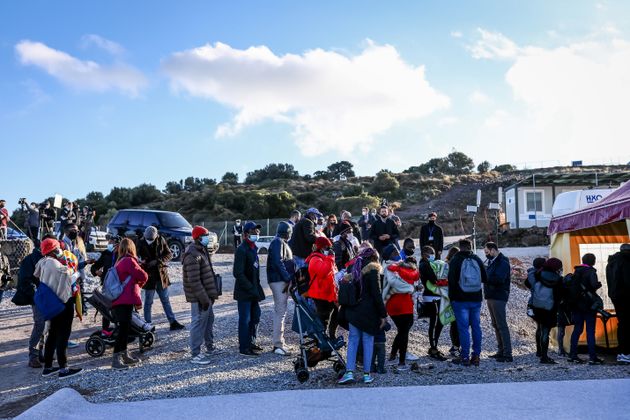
[18,379,630,420]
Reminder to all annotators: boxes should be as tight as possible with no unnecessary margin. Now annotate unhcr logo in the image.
[586,194,603,204]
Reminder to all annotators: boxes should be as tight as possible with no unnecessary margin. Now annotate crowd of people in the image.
[3,203,630,386]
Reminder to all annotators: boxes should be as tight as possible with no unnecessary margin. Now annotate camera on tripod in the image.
[18,198,28,207]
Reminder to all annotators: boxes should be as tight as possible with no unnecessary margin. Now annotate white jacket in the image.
[34,257,73,302]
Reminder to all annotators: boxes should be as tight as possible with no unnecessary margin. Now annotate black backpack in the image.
[338,275,361,307]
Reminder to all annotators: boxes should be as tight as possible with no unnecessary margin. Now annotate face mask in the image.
[323,249,332,256]
[107,244,115,252]
[146,238,155,245]
[316,225,324,232]
[428,220,435,225]
[249,234,259,242]
[347,233,354,241]
[362,211,367,216]
[67,231,78,240]
[54,249,63,258]
[236,222,241,226]
[428,255,435,262]
[200,236,210,246]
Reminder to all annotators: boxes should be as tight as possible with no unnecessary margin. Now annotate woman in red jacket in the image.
[111,238,148,370]
[306,236,339,340]
[386,257,419,370]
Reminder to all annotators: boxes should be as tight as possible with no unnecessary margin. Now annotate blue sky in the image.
[2,1,630,212]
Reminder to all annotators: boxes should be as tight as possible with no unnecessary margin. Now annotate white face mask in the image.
[347,233,354,241]
[146,238,155,245]
[316,224,324,232]
[107,244,115,252]
[362,211,368,216]
[323,250,331,256]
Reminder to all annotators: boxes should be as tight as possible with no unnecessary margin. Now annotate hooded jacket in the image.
[306,251,337,302]
[112,256,148,307]
[267,224,294,284]
[344,261,388,335]
[33,256,74,303]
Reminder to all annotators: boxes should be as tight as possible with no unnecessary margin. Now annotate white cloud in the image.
[80,34,125,55]
[437,116,458,126]
[15,40,146,96]
[473,28,630,162]
[162,41,450,156]
[450,31,463,38]
[468,89,491,104]
[468,28,520,59]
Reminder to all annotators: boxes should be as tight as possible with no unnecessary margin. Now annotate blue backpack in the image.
[102,267,131,303]
[34,282,65,320]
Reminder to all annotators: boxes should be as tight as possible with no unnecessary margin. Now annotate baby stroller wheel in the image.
[294,358,305,372]
[85,336,105,357]
[296,368,310,383]
[139,331,155,350]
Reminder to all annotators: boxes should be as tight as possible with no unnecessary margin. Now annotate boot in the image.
[122,350,139,365]
[112,352,129,370]
[372,342,386,374]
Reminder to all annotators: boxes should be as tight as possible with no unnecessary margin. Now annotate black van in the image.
[106,209,218,260]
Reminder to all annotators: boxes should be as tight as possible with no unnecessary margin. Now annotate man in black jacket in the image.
[358,207,375,243]
[448,239,487,366]
[568,253,604,365]
[11,244,45,367]
[607,244,630,364]
[420,212,444,260]
[233,221,266,356]
[483,242,513,362]
[138,226,184,331]
[369,206,399,256]
[289,208,322,268]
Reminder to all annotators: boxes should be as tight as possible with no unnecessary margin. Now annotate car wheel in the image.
[257,247,268,255]
[168,241,183,261]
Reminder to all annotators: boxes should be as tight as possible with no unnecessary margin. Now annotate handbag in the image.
[34,283,65,321]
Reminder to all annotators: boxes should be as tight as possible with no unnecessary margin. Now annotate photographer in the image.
[58,202,76,241]
[39,201,56,234]
[78,206,95,240]
[568,253,605,365]
[25,201,40,241]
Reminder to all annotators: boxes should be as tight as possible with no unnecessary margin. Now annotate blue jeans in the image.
[293,256,306,269]
[144,283,176,324]
[570,310,597,360]
[237,300,261,352]
[452,301,482,360]
[347,323,374,373]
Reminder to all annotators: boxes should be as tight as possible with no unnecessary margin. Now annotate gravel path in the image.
[1,250,629,418]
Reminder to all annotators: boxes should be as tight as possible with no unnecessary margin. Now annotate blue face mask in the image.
[249,234,259,242]
[428,255,435,262]
[107,244,115,252]
[200,236,210,247]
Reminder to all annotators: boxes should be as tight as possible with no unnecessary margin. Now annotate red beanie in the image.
[315,236,332,250]
[41,238,60,256]
[192,225,209,240]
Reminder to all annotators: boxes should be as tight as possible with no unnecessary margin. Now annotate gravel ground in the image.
[1,249,629,417]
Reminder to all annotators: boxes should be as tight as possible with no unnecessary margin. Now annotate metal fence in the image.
[197,218,287,245]
[0,239,34,277]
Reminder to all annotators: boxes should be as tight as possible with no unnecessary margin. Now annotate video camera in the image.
[18,198,27,206]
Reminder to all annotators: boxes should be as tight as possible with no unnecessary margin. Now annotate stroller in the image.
[289,274,346,383]
[84,289,156,357]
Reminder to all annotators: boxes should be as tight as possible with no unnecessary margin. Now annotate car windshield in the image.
[157,212,192,229]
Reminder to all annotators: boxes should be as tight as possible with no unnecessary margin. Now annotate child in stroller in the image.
[290,268,346,383]
[85,289,156,358]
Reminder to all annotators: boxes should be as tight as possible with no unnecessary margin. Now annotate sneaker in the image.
[397,363,409,371]
[405,352,420,362]
[191,354,212,365]
[42,367,60,377]
[273,347,291,356]
[240,349,260,357]
[29,359,42,368]
[67,341,79,349]
[588,357,604,365]
[449,346,460,357]
[540,357,558,365]
[363,373,375,384]
[617,354,630,364]
[250,344,263,352]
[451,357,470,367]
[568,356,586,364]
[428,348,447,361]
[496,356,514,363]
[58,367,83,379]
[338,371,355,385]
[169,321,185,331]
[488,353,502,359]
[470,355,480,367]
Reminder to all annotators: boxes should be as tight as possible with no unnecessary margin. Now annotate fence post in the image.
[266,218,270,236]
[224,221,228,245]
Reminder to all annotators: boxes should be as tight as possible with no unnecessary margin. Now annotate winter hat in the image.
[533,257,547,270]
[382,244,398,260]
[276,221,293,239]
[41,238,60,256]
[339,221,353,234]
[192,225,209,240]
[543,257,563,272]
[144,226,158,240]
[314,236,332,250]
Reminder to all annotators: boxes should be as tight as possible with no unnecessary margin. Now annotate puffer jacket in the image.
[112,256,148,307]
[33,256,74,303]
[306,251,337,302]
[182,243,219,305]
[345,261,388,335]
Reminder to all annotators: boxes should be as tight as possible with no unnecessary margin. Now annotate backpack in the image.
[459,256,482,293]
[532,281,554,310]
[102,266,132,303]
